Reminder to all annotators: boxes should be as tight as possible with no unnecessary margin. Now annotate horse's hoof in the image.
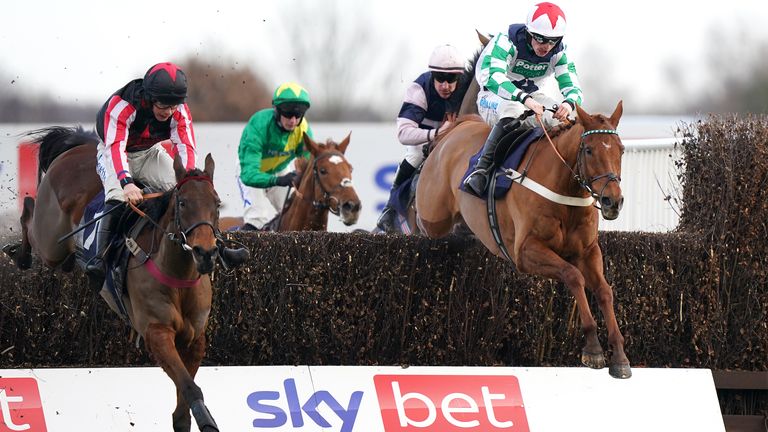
[609,363,632,379]
[581,350,606,369]
[190,400,218,432]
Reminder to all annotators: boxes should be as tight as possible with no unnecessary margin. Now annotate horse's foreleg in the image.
[518,241,604,369]
[144,323,218,432]
[580,244,631,379]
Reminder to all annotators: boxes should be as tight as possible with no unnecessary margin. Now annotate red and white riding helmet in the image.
[526,2,567,38]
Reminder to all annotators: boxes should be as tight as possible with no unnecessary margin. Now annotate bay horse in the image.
[4,127,225,430]
[219,132,361,231]
[416,102,632,378]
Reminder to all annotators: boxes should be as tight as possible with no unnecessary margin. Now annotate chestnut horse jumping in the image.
[220,132,361,231]
[4,127,227,430]
[416,102,632,378]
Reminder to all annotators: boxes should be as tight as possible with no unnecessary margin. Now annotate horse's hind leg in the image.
[145,324,218,432]
[13,196,36,269]
[27,182,77,267]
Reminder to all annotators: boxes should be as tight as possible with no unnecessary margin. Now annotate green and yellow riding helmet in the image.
[272,82,311,118]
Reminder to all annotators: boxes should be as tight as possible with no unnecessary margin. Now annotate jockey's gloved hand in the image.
[275,172,298,187]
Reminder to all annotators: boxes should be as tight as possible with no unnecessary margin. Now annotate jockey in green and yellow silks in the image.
[237,82,314,230]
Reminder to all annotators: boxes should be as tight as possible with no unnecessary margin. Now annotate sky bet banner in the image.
[0,365,724,431]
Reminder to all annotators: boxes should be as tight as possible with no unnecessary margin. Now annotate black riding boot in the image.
[376,160,417,232]
[464,117,520,197]
[85,201,120,279]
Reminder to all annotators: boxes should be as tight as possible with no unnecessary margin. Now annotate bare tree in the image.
[272,0,407,121]
[683,26,768,114]
[181,56,272,122]
[0,70,96,123]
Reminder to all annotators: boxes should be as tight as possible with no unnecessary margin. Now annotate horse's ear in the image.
[173,154,186,182]
[575,103,593,129]
[303,132,319,156]
[609,100,623,128]
[337,132,352,154]
[204,153,215,181]
[476,29,491,46]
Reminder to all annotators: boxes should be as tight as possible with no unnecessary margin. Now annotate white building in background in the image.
[0,117,690,234]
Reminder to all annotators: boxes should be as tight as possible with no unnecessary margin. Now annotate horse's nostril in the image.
[601,197,614,208]
[343,201,361,212]
[192,245,218,259]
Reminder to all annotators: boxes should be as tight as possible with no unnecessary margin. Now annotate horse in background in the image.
[416,102,632,378]
[4,126,227,431]
[220,132,360,231]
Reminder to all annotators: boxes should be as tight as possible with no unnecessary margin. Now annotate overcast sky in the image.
[1,0,766,113]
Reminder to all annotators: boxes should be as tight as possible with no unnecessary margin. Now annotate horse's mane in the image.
[460,44,483,91]
[26,126,98,175]
[294,156,309,173]
[139,168,209,224]
[546,121,578,140]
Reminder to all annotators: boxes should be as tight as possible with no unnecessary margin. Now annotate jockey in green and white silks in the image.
[237,82,313,230]
[465,2,582,198]
[475,25,582,128]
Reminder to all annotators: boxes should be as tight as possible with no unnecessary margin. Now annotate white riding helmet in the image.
[427,44,464,74]
[526,2,567,38]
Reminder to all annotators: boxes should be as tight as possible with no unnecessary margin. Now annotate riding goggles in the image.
[276,102,308,119]
[529,32,561,46]
[432,72,460,84]
[153,102,179,111]
[278,109,305,119]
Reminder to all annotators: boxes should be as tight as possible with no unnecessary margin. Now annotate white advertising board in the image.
[0,365,724,432]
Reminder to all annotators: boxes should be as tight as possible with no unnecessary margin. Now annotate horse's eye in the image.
[319,168,328,175]
[178,200,186,208]
[585,146,593,156]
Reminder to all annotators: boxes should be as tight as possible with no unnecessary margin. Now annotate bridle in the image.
[306,151,353,216]
[127,175,219,252]
[574,129,622,209]
[171,175,219,251]
[536,113,622,210]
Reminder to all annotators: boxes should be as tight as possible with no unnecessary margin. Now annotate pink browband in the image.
[176,175,212,189]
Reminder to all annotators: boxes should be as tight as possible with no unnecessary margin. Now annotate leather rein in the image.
[294,151,352,216]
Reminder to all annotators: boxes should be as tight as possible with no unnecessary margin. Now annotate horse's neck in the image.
[538,125,586,195]
[281,162,328,231]
[458,79,480,116]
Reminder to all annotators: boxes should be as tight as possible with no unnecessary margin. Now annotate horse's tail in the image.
[25,126,99,183]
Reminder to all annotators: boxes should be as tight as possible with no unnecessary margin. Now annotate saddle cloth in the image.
[459,127,545,199]
[76,193,142,321]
